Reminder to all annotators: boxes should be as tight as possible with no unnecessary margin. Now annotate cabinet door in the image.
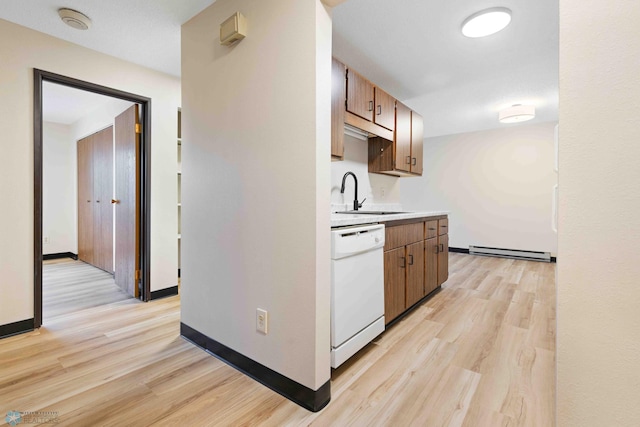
[346,69,374,121]
[395,101,412,173]
[331,58,345,160]
[437,233,449,286]
[425,237,438,295]
[374,87,395,131]
[406,241,425,307]
[411,112,424,175]
[384,247,406,324]
[77,136,94,265]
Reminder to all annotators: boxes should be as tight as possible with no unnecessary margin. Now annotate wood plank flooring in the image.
[1,253,555,426]
[43,258,131,320]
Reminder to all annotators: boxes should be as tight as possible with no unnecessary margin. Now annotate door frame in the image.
[33,69,152,328]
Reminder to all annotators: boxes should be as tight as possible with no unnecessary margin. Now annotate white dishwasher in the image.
[331,223,385,368]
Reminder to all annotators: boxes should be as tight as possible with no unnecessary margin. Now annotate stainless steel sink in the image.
[334,211,410,215]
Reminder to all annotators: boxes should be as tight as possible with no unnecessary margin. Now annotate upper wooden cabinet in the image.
[345,66,395,134]
[374,87,395,131]
[331,58,346,160]
[346,68,374,121]
[410,111,424,175]
[369,101,424,176]
[394,101,412,173]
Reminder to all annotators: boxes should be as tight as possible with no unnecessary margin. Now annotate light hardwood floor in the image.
[1,253,555,426]
[43,258,131,321]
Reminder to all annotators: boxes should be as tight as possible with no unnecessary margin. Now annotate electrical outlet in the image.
[44,236,50,244]
[256,308,268,334]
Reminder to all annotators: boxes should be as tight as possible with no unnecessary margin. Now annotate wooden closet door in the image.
[77,135,94,265]
[114,105,140,297]
[93,126,114,273]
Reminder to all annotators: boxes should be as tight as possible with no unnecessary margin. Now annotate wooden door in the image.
[411,112,424,175]
[77,135,94,264]
[384,247,406,324]
[424,237,438,295]
[93,126,114,273]
[395,102,411,173]
[114,105,140,297]
[374,87,395,131]
[346,69,374,121]
[405,240,425,307]
[437,234,449,286]
[331,58,346,160]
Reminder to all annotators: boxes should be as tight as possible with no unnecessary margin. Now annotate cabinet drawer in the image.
[425,220,438,239]
[384,222,424,251]
[438,218,448,236]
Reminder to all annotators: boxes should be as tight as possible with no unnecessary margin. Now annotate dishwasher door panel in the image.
[331,247,384,347]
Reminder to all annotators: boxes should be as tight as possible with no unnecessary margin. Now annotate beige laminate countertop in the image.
[330,211,449,228]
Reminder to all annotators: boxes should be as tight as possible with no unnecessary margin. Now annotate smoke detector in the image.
[58,8,92,30]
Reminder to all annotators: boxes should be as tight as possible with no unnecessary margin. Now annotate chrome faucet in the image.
[340,171,365,211]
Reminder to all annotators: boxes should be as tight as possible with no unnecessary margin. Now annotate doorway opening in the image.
[33,69,152,328]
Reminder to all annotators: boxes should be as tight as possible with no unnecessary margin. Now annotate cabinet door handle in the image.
[435,245,440,254]
[368,101,373,111]
[406,156,411,164]
[440,243,444,252]
[377,105,382,115]
[408,254,414,265]
[412,157,417,166]
[429,227,436,231]
[96,200,100,203]
[400,256,406,268]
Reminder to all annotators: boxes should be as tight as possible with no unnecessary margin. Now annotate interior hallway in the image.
[43,258,132,321]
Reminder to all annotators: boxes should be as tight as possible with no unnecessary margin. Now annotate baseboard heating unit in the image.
[469,245,551,262]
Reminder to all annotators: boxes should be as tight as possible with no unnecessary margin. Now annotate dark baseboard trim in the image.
[449,247,469,254]
[450,246,557,263]
[150,286,179,300]
[42,252,78,260]
[178,268,181,278]
[180,322,331,412]
[0,318,35,339]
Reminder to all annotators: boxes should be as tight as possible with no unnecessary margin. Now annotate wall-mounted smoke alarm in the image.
[220,12,247,46]
[58,8,92,30]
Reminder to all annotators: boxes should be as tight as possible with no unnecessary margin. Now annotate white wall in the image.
[331,133,401,210]
[558,1,640,425]
[0,18,180,326]
[180,0,331,391]
[42,122,76,255]
[399,122,558,255]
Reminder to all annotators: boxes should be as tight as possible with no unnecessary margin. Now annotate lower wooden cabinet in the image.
[383,216,449,324]
[437,233,449,286]
[384,247,406,322]
[405,241,425,307]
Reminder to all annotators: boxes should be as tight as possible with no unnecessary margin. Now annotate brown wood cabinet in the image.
[346,68,374,121]
[436,219,449,286]
[374,87,395,131]
[331,58,346,160]
[77,126,114,273]
[369,101,424,176]
[382,216,449,324]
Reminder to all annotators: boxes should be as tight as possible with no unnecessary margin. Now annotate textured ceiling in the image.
[1,0,558,138]
[0,0,216,77]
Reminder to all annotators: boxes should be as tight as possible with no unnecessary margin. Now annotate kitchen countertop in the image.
[330,211,449,228]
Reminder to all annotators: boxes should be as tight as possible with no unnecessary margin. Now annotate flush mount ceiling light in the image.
[499,104,535,123]
[58,8,92,30]
[461,7,511,38]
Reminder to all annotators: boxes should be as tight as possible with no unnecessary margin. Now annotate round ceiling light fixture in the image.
[462,7,511,38]
[58,8,92,30]
[499,104,536,123]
